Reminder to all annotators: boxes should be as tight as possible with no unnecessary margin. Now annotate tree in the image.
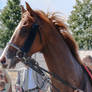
[68,0,92,50]
[0,0,21,48]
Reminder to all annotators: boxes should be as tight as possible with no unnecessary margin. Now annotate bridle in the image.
[7,22,84,92]
[7,23,40,59]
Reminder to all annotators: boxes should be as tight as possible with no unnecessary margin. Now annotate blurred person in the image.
[15,59,50,92]
[0,80,5,92]
[0,66,12,92]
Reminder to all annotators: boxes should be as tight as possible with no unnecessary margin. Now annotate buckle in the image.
[16,51,24,59]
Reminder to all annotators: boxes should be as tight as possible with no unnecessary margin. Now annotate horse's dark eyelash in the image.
[22,27,26,30]
[19,28,28,36]
[22,29,26,32]
[21,27,27,32]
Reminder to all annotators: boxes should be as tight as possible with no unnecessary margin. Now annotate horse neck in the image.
[42,29,84,89]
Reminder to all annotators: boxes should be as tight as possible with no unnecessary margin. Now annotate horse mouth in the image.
[2,64,8,68]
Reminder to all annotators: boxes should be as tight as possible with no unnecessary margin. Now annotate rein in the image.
[8,44,84,92]
[7,23,84,92]
[21,57,84,92]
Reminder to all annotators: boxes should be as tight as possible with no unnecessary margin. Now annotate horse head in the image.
[0,2,51,68]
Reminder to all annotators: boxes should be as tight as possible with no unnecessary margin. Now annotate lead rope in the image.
[21,57,84,92]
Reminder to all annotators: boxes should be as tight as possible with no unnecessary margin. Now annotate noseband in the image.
[8,23,40,59]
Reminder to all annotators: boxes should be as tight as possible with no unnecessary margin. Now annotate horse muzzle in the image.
[0,56,8,68]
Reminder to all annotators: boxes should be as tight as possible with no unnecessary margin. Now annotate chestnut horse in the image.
[0,2,92,92]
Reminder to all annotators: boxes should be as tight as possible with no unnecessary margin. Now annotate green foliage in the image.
[0,0,21,48]
[68,0,92,50]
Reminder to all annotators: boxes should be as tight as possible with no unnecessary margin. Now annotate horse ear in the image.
[21,5,26,14]
[25,2,33,13]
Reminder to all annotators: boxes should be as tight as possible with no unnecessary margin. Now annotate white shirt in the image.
[23,68,37,90]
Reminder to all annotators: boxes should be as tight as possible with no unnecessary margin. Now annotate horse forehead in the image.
[22,12,32,20]
[22,12,35,22]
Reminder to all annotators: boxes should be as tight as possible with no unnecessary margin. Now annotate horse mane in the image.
[35,10,83,65]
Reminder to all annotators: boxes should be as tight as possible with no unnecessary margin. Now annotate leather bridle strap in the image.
[23,58,84,92]
[7,42,21,52]
[7,23,40,59]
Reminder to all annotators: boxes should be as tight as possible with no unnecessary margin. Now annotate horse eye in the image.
[21,27,27,33]
[20,27,28,36]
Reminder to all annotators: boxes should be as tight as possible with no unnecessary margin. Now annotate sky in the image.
[0,0,76,18]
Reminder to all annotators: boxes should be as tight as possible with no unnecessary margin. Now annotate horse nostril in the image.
[0,57,6,65]
[1,60,6,64]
